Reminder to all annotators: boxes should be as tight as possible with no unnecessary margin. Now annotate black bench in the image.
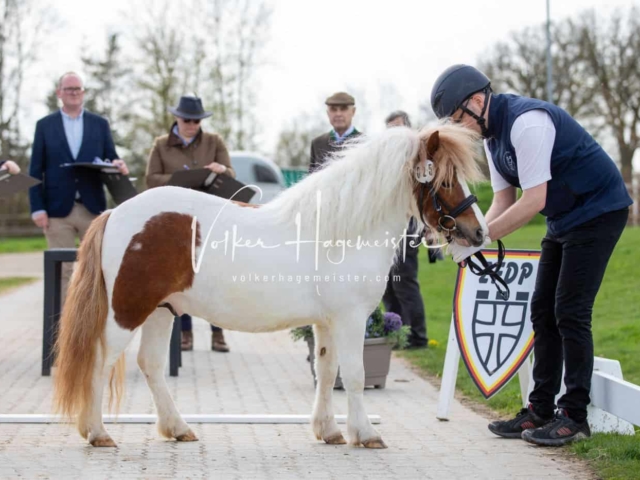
[41,248,182,376]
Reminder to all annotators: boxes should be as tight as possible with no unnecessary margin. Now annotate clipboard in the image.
[60,160,138,205]
[0,172,41,198]
[204,173,255,203]
[167,168,255,203]
[167,168,213,189]
[100,171,138,205]
[61,162,121,174]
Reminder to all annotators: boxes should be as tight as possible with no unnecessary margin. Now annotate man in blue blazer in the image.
[29,72,128,298]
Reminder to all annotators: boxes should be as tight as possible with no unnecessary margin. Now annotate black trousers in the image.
[528,208,628,423]
[383,246,428,346]
[181,314,221,333]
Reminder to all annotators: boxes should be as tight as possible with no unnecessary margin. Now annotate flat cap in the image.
[325,92,355,106]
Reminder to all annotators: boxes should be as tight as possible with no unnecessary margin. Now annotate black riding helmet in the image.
[430,64,492,136]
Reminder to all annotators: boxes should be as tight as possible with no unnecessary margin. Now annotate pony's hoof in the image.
[175,430,199,442]
[90,436,117,448]
[324,433,347,445]
[362,438,387,449]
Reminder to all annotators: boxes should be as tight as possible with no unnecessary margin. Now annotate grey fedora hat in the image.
[168,96,213,120]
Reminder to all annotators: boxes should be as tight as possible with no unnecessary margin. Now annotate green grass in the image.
[401,224,640,479]
[0,277,38,295]
[572,431,640,480]
[0,236,47,254]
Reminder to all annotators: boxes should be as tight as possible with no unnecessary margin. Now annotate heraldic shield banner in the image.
[453,249,540,399]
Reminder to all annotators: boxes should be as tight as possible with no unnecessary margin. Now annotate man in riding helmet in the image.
[430,64,632,446]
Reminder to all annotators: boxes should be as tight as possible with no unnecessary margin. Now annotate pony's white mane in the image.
[260,123,484,243]
[261,127,420,241]
[419,123,485,190]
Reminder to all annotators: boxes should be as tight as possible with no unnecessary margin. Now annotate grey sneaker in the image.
[521,409,591,446]
[488,404,554,439]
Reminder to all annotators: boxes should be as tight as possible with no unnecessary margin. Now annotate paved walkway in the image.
[0,255,590,479]
[0,252,43,278]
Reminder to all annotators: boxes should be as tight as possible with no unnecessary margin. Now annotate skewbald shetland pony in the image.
[54,124,487,448]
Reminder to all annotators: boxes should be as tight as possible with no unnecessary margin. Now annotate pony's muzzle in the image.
[454,225,486,247]
[473,227,485,245]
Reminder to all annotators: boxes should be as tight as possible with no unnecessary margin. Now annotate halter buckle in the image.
[438,215,457,232]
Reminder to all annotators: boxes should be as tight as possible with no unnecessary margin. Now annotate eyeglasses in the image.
[181,118,201,124]
[452,98,471,124]
[61,87,85,94]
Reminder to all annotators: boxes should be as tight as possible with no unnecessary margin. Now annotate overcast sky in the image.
[24,0,638,158]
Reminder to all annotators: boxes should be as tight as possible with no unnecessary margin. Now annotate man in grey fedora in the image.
[145,95,234,353]
[308,92,362,173]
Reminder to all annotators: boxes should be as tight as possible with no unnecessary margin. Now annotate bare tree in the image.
[44,81,58,114]
[579,7,640,184]
[120,0,208,181]
[82,33,132,146]
[125,0,271,159]
[202,0,272,150]
[134,7,187,136]
[0,0,55,163]
[478,20,596,120]
[0,0,56,216]
[274,112,326,168]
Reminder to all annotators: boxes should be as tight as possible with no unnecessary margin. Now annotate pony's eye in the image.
[441,182,452,189]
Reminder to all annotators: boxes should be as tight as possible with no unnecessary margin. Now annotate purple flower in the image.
[383,312,402,333]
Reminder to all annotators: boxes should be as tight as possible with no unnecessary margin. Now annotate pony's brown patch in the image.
[112,212,201,330]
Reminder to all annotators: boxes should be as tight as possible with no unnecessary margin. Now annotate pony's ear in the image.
[427,131,440,158]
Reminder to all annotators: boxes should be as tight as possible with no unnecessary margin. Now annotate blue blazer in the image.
[29,110,119,217]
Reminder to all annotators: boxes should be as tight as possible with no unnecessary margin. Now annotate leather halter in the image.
[415,144,510,300]
[415,144,478,237]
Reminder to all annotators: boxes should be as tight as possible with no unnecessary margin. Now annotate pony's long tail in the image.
[53,211,121,436]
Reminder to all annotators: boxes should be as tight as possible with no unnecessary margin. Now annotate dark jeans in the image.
[180,314,221,333]
[528,208,628,423]
[383,246,428,346]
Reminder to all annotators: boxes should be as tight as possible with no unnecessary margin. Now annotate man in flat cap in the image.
[308,92,362,173]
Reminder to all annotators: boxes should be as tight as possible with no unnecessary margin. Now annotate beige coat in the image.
[145,125,236,188]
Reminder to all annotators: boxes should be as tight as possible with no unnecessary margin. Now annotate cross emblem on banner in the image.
[472,290,529,376]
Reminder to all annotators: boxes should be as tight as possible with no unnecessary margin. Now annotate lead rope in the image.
[463,239,510,301]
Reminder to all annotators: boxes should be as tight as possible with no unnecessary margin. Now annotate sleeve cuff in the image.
[520,174,552,190]
[31,210,47,219]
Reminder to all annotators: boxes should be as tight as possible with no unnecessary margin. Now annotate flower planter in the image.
[306,337,392,389]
